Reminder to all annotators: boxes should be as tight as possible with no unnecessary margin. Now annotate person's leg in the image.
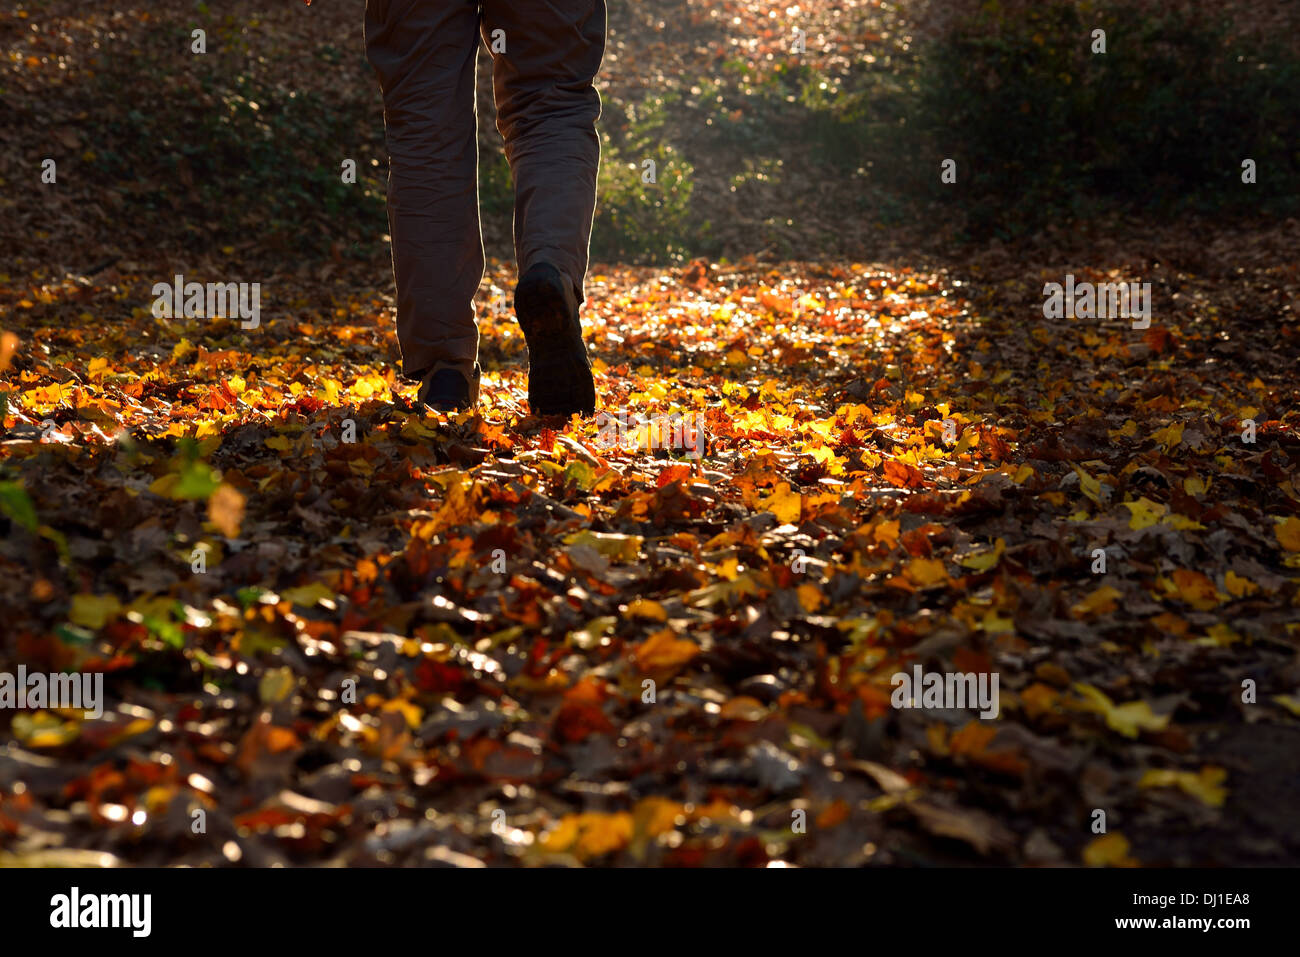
[481,0,605,304]
[364,0,483,394]
[481,0,605,415]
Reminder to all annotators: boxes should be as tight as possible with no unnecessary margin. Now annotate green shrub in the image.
[590,96,700,264]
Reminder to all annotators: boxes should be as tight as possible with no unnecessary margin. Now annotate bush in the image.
[793,0,1300,238]
[590,96,701,264]
[911,0,1300,233]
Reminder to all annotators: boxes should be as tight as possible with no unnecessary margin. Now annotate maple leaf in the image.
[764,482,802,523]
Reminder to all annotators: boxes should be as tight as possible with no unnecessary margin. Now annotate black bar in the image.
[0,866,1281,945]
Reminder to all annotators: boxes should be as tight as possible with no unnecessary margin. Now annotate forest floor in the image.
[1,0,1298,866]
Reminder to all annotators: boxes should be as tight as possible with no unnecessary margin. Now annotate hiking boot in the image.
[417,361,480,413]
[513,262,596,416]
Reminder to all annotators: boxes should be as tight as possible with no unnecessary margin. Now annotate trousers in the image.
[364,0,606,379]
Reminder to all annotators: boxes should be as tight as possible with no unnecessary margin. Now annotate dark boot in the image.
[513,262,596,416]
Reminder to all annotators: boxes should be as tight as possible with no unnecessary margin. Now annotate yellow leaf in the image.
[1072,684,1171,738]
[434,477,482,526]
[1083,832,1136,867]
[1122,497,1165,530]
[1150,422,1184,450]
[626,599,668,621]
[1224,570,1258,598]
[1071,585,1121,618]
[1138,766,1227,807]
[958,538,1005,572]
[1108,419,1138,440]
[904,557,948,586]
[765,482,802,523]
[264,435,292,451]
[258,666,296,704]
[796,583,824,612]
[1273,695,1300,718]
[1199,623,1240,647]
[148,473,179,498]
[1275,516,1300,552]
[575,812,633,858]
[11,711,80,748]
[1072,466,1103,505]
[381,698,424,730]
[69,593,122,631]
[280,582,337,608]
[568,616,617,650]
[873,519,901,546]
[541,815,580,853]
[563,531,644,563]
[979,610,1014,634]
[633,797,685,841]
[543,812,634,859]
[632,629,699,674]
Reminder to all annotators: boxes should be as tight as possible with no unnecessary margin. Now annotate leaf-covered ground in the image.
[2,0,1299,868]
[4,235,1299,866]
